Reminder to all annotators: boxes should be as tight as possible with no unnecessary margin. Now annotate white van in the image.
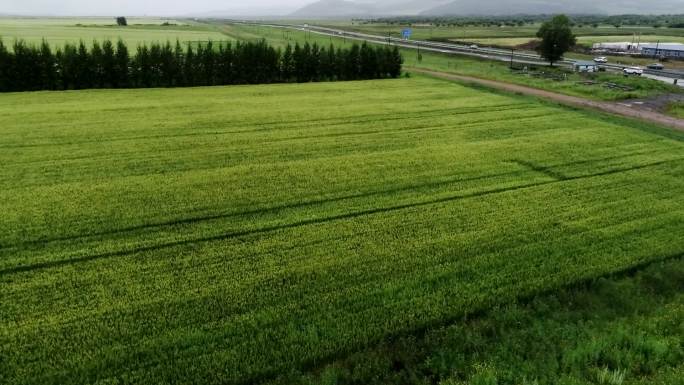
[623,67,643,76]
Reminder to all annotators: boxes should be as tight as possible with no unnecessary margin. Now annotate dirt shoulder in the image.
[410,68,684,132]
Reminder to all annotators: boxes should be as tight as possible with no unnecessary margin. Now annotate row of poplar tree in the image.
[0,39,404,92]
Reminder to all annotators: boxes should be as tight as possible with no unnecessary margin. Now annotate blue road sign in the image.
[402,28,412,40]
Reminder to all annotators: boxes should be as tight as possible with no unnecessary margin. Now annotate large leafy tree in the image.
[536,14,576,66]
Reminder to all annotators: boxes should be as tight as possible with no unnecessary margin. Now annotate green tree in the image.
[56,43,79,90]
[359,42,375,79]
[183,44,195,86]
[173,40,184,86]
[101,40,116,88]
[76,41,93,88]
[0,38,9,91]
[37,40,56,90]
[280,44,294,82]
[114,39,130,87]
[90,41,105,88]
[116,17,127,26]
[293,43,306,82]
[13,40,39,91]
[536,14,576,66]
[389,46,403,78]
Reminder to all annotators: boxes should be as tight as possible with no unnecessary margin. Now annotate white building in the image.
[592,42,639,53]
[573,61,599,73]
[640,43,684,59]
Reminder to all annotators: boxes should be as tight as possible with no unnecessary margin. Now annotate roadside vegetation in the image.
[1,76,683,384]
[668,102,684,118]
[319,16,684,70]
[218,22,681,101]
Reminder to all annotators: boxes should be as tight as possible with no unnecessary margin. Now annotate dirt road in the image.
[411,68,684,132]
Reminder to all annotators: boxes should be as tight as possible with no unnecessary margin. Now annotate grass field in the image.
[0,17,227,47]
[1,76,683,384]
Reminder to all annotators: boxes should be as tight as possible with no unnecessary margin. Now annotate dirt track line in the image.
[410,68,684,132]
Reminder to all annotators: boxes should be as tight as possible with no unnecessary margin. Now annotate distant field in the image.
[0,17,227,47]
[1,77,683,384]
[576,34,684,46]
[322,21,684,42]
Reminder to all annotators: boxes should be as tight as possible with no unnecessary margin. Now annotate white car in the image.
[593,56,608,63]
[623,67,643,76]
[469,44,479,49]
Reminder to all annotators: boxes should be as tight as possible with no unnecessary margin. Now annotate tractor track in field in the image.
[2,156,681,276]
[410,68,684,132]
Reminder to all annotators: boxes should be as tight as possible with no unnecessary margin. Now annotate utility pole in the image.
[654,40,660,59]
[510,48,514,69]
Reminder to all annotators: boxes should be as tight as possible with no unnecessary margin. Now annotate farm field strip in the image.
[0,17,227,47]
[1,77,683,385]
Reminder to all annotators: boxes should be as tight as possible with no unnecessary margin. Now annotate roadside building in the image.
[592,42,638,54]
[640,43,684,59]
[573,61,599,73]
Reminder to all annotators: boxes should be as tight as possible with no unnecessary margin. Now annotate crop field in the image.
[0,17,227,47]
[1,76,683,384]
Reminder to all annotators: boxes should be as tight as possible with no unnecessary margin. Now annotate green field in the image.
[274,258,684,384]
[0,17,227,47]
[1,76,683,384]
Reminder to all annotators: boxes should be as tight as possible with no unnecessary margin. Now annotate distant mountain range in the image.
[290,0,684,18]
[291,0,450,18]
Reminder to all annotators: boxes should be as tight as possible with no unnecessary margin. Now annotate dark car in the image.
[646,63,665,70]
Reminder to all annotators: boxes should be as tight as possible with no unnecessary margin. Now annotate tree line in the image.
[0,39,403,92]
[367,14,684,29]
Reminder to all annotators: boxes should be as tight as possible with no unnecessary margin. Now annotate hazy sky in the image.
[1,0,313,16]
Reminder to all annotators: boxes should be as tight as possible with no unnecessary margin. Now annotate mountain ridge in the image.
[291,0,684,18]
